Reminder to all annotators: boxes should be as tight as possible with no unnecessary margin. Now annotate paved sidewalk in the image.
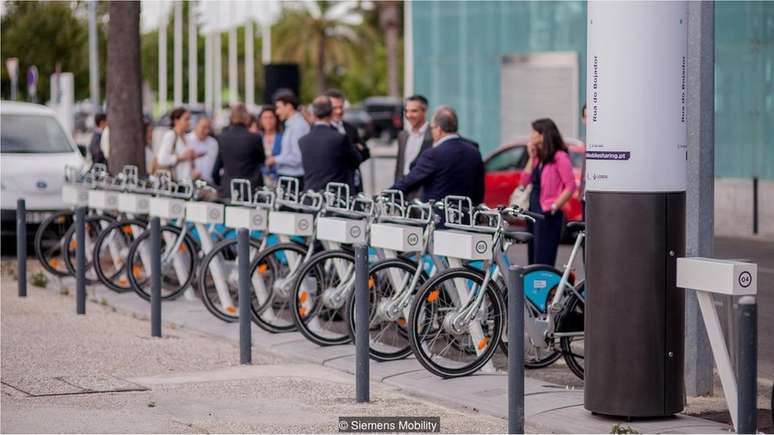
[2,259,736,433]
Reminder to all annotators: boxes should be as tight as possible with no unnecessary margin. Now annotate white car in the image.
[1,101,86,239]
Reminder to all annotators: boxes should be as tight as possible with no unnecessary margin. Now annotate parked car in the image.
[363,96,403,141]
[1,101,86,246]
[483,137,585,223]
[342,104,374,142]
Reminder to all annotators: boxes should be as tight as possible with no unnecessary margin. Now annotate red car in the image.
[483,138,585,223]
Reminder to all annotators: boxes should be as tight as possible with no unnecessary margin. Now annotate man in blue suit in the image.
[391,106,484,205]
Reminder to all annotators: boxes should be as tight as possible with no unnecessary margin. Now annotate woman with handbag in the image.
[519,118,576,266]
[152,107,199,180]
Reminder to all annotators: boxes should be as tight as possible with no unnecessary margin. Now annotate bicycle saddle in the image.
[504,230,533,243]
[566,221,586,231]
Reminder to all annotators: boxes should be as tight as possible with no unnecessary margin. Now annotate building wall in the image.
[411,1,773,239]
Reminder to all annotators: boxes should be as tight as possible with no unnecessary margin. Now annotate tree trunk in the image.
[315,30,326,95]
[106,1,144,175]
[380,2,400,98]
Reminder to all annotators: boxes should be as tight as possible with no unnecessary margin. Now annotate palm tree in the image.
[273,1,369,95]
[106,1,144,174]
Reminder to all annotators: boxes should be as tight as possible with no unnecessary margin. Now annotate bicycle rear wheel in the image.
[92,218,147,292]
[408,267,505,378]
[198,237,263,322]
[126,224,196,301]
[34,210,73,276]
[249,242,307,333]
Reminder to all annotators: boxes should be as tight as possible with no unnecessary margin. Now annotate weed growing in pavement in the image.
[100,297,108,306]
[60,287,70,296]
[31,271,48,288]
[610,424,640,434]
[147,401,156,408]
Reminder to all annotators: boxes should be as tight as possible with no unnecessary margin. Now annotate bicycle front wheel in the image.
[558,284,585,380]
[91,218,147,292]
[408,267,505,378]
[291,249,355,346]
[34,210,73,276]
[198,237,263,322]
[249,242,307,333]
[126,225,196,301]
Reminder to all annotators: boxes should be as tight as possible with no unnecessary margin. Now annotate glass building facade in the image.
[410,1,774,180]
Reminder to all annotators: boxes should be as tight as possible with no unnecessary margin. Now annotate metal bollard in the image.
[75,206,86,315]
[354,244,370,403]
[16,199,26,297]
[507,266,525,434]
[150,217,161,337]
[737,296,757,434]
[238,228,252,364]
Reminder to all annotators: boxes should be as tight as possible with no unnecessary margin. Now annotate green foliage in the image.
[610,424,640,434]
[30,271,48,288]
[1,1,108,103]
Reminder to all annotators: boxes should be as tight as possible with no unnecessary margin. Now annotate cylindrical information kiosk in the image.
[584,1,687,417]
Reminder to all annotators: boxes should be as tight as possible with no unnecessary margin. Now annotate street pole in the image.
[245,20,255,110]
[228,27,238,103]
[238,228,252,364]
[16,199,26,298]
[150,217,162,338]
[684,0,715,397]
[188,2,198,106]
[159,19,168,114]
[261,24,271,65]
[507,266,525,434]
[737,296,757,434]
[214,32,222,118]
[173,1,183,108]
[205,32,213,114]
[75,207,86,315]
[354,244,370,403]
[88,0,100,113]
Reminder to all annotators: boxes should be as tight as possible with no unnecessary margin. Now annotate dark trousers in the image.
[533,211,564,267]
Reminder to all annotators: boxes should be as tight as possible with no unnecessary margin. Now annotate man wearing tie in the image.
[299,96,362,192]
[391,106,484,205]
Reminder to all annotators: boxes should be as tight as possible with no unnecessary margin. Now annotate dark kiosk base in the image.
[584,191,686,417]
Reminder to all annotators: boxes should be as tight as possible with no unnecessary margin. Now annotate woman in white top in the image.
[155,107,198,181]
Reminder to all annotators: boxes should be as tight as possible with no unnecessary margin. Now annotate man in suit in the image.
[394,95,433,193]
[212,103,266,198]
[299,96,362,193]
[325,89,370,193]
[89,113,108,165]
[391,106,484,205]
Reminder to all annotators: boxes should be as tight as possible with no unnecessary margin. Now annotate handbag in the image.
[509,184,532,210]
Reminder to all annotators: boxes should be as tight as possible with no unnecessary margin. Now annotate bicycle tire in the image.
[500,290,563,368]
[249,242,307,333]
[62,214,116,285]
[126,224,196,301]
[34,210,74,276]
[198,237,263,322]
[91,218,148,292]
[345,257,427,362]
[408,267,505,378]
[290,249,354,346]
[558,284,585,380]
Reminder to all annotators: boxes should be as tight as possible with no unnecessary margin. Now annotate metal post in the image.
[238,228,252,364]
[88,1,100,113]
[16,199,26,297]
[75,207,86,315]
[150,217,162,337]
[737,296,757,434]
[355,244,370,403]
[507,266,525,434]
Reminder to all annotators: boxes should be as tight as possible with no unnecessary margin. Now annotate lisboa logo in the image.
[253,214,263,226]
[172,204,183,214]
[139,199,149,209]
[107,195,117,205]
[475,241,488,254]
[298,219,310,231]
[349,225,362,239]
[208,208,221,220]
[407,233,419,246]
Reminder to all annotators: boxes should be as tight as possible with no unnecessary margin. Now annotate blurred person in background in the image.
[325,88,370,193]
[391,106,484,204]
[257,105,283,186]
[268,90,309,188]
[395,95,432,199]
[187,116,219,185]
[247,114,260,134]
[154,107,200,180]
[518,118,576,266]
[89,113,108,165]
[299,96,361,192]
[579,103,588,218]
[143,117,154,171]
[212,103,265,198]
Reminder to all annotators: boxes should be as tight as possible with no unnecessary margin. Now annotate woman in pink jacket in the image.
[520,118,577,266]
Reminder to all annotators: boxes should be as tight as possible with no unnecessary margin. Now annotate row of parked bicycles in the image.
[35,164,586,380]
